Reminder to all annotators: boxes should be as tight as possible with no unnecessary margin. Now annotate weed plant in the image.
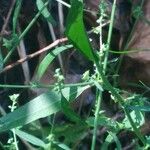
[0,0,149,149]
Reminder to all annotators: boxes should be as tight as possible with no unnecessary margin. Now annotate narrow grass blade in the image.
[36,0,56,25]
[15,129,47,148]
[36,45,72,80]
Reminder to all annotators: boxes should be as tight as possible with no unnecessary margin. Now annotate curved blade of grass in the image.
[15,129,47,148]
[65,0,94,61]
[36,45,72,80]
[0,85,89,133]
[16,129,70,149]
[36,0,56,25]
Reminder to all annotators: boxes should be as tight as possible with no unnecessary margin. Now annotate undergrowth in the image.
[0,0,150,149]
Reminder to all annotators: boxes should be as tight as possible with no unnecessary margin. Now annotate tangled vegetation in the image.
[0,0,150,149]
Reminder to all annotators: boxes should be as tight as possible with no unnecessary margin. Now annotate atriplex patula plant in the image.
[0,0,150,149]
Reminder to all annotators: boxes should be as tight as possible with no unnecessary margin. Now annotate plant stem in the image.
[49,114,56,149]
[10,95,19,150]
[91,15,103,150]
[4,0,49,63]
[91,90,102,150]
[94,56,146,146]
[103,0,116,72]
[12,129,19,150]
[91,1,117,149]
[93,0,146,144]
[0,81,94,89]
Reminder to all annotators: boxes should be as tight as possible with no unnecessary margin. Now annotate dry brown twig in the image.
[0,37,68,74]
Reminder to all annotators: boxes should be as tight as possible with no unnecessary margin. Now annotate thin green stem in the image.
[4,0,49,63]
[91,90,102,150]
[91,1,117,149]
[103,0,116,72]
[91,9,103,150]
[12,129,19,150]
[10,95,19,150]
[94,56,146,146]
[0,81,94,89]
[49,114,56,149]
[91,15,103,150]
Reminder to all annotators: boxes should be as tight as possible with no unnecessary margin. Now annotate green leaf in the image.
[65,0,94,61]
[15,129,47,148]
[0,91,60,133]
[36,45,72,80]
[0,86,89,133]
[109,132,122,150]
[101,132,122,150]
[86,115,123,132]
[61,94,84,124]
[101,133,113,150]
[62,85,90,102]
[36,0,56,25]
[145,136,150,147]
[127,105,150,112]
[52,124,88,143]
[3,34,19,50]
[123,110,145,129]
[93,80,103,91]
[13,0,22,34]
[52,141,71,150]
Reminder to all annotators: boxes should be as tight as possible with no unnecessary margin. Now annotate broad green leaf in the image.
[65,0,94,61]
[0,91,60,133]
[0,85,89,133]
[36,45,72,80]
[15,129,47,148]
[36,0,56,25]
